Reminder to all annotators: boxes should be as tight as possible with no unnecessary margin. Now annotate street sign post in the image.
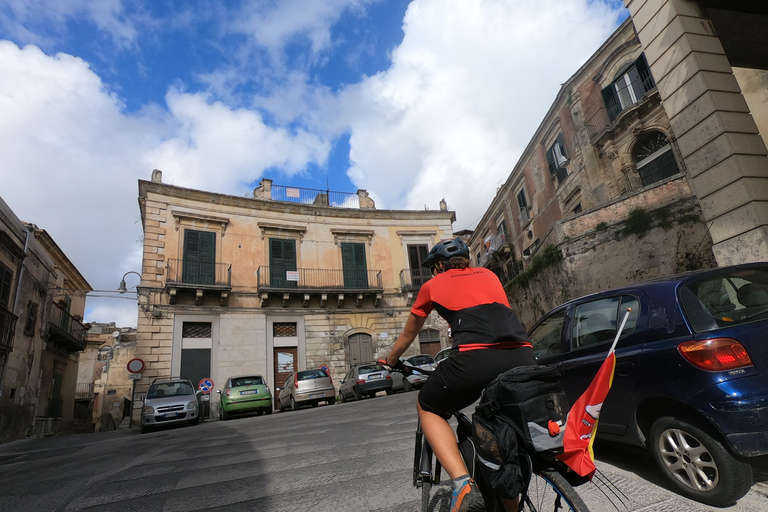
[126,359,145,429]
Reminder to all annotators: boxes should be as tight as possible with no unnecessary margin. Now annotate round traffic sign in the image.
[127,358,145,373]
[199,378,214,394]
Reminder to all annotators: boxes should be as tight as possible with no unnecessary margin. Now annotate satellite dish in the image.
[112,331,121,338]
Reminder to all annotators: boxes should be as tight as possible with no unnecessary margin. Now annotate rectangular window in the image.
[545,133,569,184]
[23,301,38,337]
[517,189,530,225]
[342,242,368,289]
[602,53,655,122]
[182,229,216,285]
[0,263,12,309]
[273,322,297,337]
[269,238,298,288]
[407,244,430,287]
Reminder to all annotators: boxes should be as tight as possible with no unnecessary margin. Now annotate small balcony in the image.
[256,266,383,308]
[0,307,18,354]
[165,258,232,305]
[47,302,86,353]
[75,382,94,400]
[478,233,509,267]
[400,268,433,292]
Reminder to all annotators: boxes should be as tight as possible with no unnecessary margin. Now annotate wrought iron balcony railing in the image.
[400,268,433,290]
[47,302,86,352]
[268,184,360,208]
[0,307,18,353]
[256,266,383,291]
[75,382,95,400]
[166,258,232,287]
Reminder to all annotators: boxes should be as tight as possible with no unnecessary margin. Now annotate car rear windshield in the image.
[147,382,194,398]
[407,355,434,366]
[358,365,385,375]
[680,268,768,332]
[297,370,328,380]
[232,376,264,387]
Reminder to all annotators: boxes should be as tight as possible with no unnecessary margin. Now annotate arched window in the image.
[634,131,680,187]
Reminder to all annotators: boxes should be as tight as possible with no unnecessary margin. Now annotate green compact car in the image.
[218,375,273,420]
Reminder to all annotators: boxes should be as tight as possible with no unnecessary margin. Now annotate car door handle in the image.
[616,362,634,376]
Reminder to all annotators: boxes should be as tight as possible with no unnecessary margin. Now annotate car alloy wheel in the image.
[649,416,752,507]
[403,379,414,392]
[353,387,362,401]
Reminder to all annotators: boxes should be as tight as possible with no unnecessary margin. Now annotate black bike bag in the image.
[475,364,569,458]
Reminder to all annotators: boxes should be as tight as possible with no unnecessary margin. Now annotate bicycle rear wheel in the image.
[519,470,589,512]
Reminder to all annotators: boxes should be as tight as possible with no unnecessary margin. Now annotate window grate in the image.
[273,322,297,337]
[182,322,212,338]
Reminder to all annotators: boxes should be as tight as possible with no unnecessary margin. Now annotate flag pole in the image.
[608,307,632,355]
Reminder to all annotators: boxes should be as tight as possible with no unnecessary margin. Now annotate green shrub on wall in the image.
[508,245,564,290]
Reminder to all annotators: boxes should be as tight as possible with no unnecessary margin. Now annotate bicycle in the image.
[386,361,591,512]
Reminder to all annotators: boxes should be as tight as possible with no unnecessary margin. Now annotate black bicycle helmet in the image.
[422,238,470,268]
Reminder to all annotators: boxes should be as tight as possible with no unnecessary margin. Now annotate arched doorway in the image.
[347,332,373,367]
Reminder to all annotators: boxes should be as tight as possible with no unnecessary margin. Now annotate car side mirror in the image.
[216,389,221,395]
[275,387,282,391]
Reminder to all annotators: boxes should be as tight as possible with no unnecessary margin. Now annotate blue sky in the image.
[0,0,627,326]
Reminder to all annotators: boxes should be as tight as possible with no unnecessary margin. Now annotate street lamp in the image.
[118,271,141,294]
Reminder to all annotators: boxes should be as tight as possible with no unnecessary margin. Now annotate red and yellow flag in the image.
[557,307,631,478]
[557,350,616,477]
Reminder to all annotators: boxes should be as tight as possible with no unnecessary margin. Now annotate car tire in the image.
[192,416,200,426]
[140,425,151,434]
[649,416,753,507]
[291,396,299,411]
[328,397,336,405]
[403,379,414,392]
[279,400,286,412]
[266,407,273,415]
[353,388,362,401]
[386,388,393,395]
[312,402,318,408]
[221,408,230,421]
[340,392,347,403]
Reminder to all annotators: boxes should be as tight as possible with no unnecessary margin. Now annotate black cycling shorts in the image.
[418,347,537,419]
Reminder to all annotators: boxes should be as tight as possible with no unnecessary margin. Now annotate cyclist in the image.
[383,238,536,512]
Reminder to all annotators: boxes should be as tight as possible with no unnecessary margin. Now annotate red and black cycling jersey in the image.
[411,267,531,351]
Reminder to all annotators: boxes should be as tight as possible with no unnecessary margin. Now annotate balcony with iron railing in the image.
[253,179,373,209]
[0,307,18,353]
[584,72,658,142]
[477,233,509,267]
[47,301,86,353]
[165,258,232,305]
[256,266,383,307]
[75,382,95,400]
[400,268,433,291]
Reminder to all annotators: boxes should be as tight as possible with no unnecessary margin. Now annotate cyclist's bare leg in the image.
[417,401,468,480]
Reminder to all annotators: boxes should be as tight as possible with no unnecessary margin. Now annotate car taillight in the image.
[226,389,231,397]
[294,373,299,388]
[265,386,269,393]
[385,375,392,380]
[356,380,365,385]
[678,338,753,371]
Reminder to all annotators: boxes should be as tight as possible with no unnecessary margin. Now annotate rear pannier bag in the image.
[472,365,569,498]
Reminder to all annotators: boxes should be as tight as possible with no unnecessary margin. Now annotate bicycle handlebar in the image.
[376,358,434,376]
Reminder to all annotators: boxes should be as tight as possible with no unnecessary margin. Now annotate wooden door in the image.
[273,347,298,409]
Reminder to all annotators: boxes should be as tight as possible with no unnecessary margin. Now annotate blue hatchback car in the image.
[527,263,768,507]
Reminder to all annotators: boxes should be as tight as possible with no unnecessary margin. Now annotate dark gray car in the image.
[339,362,392,401]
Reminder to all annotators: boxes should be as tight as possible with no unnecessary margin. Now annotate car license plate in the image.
[240,390,256,395]
[368,374,380,380]
[310,393,324,399]
[163,412,179,418]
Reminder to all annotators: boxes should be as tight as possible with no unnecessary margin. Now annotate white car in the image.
[391,354,436,392]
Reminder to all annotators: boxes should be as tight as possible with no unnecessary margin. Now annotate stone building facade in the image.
[76,323,139,432]
[130,172,455,420]
[469,5,768,327]
[0,196,91,442]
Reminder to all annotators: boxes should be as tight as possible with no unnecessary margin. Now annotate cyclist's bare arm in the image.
[386,313,427,365]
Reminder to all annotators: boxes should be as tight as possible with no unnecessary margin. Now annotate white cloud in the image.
[339,0,622,228]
